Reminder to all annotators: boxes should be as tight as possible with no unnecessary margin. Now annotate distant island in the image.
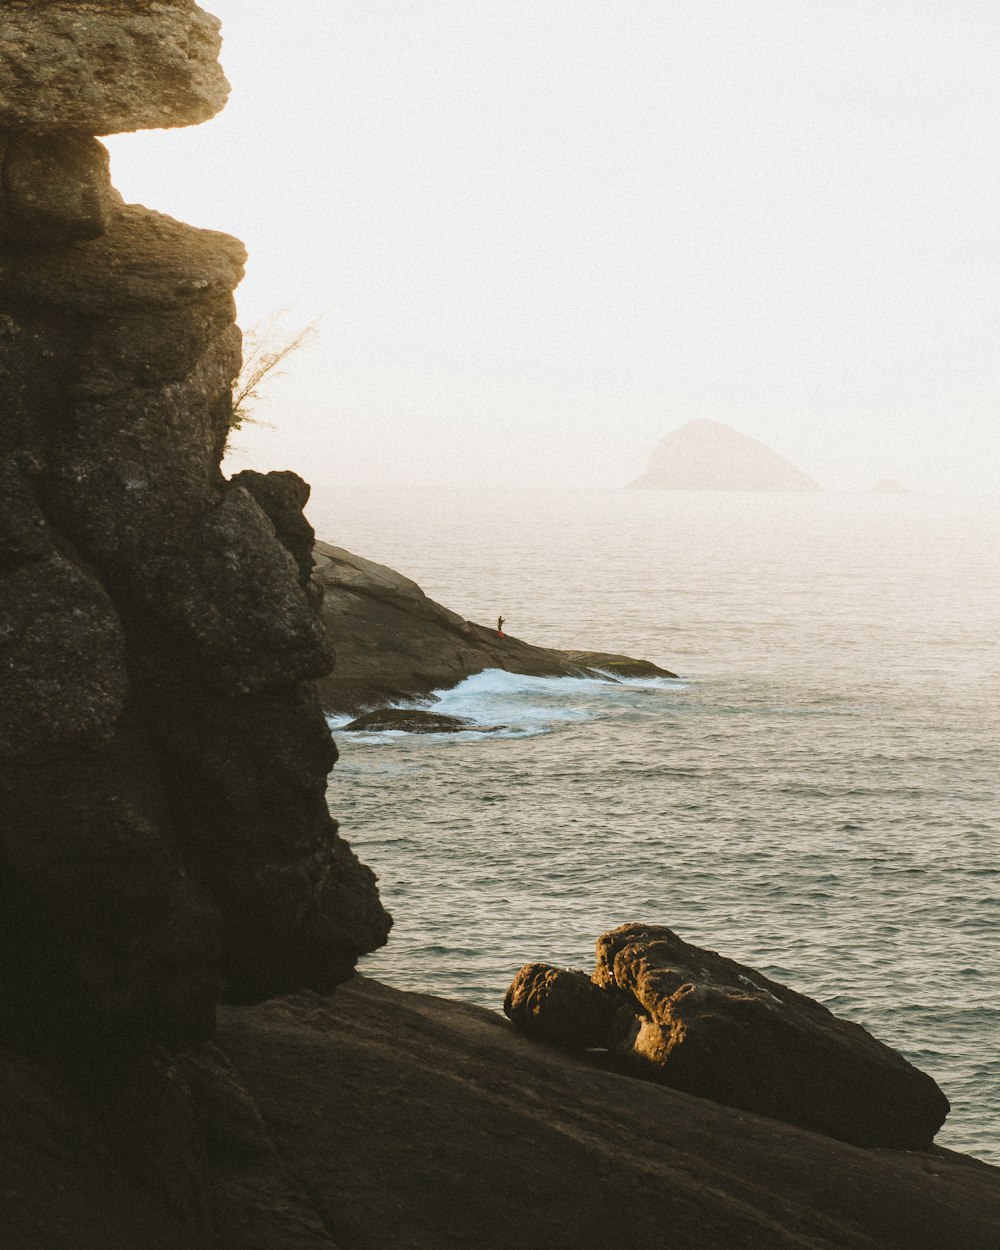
[629,419,820,492]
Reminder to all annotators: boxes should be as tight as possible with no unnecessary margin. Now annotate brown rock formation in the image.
[0,0,230,134]
[312,540,677,714]
[505,924,951,1151]
[0,0,389,1066]
[504,962,635,1049]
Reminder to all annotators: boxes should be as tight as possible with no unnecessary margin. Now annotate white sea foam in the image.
[330,669,683,740]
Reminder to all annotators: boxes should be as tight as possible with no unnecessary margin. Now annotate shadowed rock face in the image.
[505,923,951,1151]
[0,1,389,1062]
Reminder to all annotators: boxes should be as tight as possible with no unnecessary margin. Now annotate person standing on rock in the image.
[497,616,506,638]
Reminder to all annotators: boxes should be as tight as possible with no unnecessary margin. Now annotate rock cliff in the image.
[0,0,389,1067]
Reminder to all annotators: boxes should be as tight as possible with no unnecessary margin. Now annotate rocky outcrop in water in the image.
[629,419,820,491]
[343,707,496,734]
[312,541,676,713]
[0,0,389,1066]
[505,923,950,1150]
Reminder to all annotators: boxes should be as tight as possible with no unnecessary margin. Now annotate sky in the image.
[106,1,1000,491]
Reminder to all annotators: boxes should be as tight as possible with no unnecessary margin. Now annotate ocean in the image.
[310,485,1000,1163]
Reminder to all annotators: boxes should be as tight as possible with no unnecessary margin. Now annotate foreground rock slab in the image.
[312,541,676,713]
[7,978,998,1249]
[506,923,950,1150]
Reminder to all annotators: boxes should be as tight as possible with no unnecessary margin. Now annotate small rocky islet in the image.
[2,4,999,1247]
[629,418,820,492]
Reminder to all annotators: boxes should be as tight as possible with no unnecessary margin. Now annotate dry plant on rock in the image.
[230,311,317,436]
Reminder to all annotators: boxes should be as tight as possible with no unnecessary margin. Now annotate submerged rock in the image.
[312,541,676,714]
[506,923,950,1150]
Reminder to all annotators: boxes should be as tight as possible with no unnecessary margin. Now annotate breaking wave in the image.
[331,668,685,741]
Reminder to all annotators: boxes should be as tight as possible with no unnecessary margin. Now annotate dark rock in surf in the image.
[312,541,677,714]
[506,923,950,1150]
[343,708,483,734]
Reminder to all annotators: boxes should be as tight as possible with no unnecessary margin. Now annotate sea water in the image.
[310,486,1000,1162]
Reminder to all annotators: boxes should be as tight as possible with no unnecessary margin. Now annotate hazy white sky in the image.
[106,1,999,491]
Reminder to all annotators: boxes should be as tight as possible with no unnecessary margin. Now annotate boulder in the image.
[0,0,229,135]
[0,203,247,328]
[229,470,317,587]
[505,923,951,1150]
[503,963,633,1049]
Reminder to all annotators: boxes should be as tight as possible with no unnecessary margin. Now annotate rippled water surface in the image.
[311,487,1000,1162]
